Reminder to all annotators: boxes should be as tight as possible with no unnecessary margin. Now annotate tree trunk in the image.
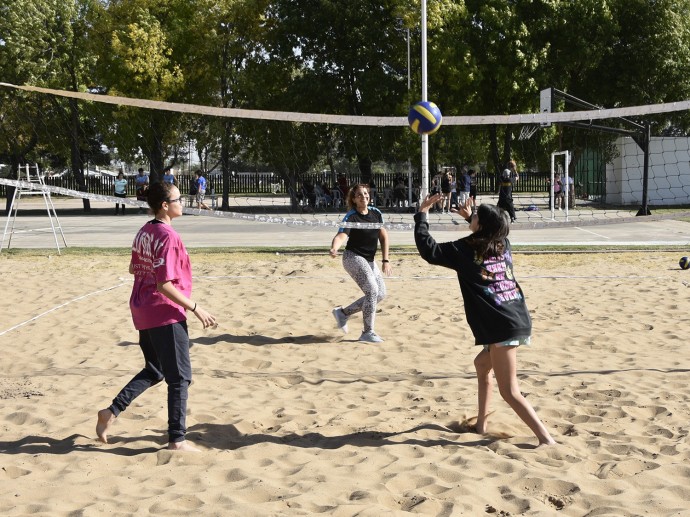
[502,128,513,167]
[220,40,232,211]
[4,132,37,214]
[327,153,336,186]
[502,128,513,191]
[148,112,166,184]
[221,120,231,210]
[69,98,90,211]
[489,125,500,193]
[358,155,372,185]
[4,155,20,215]
[287,168,300,209]
[150,136,164,184]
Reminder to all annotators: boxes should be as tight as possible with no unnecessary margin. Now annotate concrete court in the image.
[1,197,689,250]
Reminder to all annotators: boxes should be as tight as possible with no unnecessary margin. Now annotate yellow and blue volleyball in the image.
[680,256,690,270]
[408,101,442,135]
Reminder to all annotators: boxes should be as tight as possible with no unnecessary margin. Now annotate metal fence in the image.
[0,170,552,200]
[296,170,552,196]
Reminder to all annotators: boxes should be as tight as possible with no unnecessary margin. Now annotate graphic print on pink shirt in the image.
[129,222,192,330]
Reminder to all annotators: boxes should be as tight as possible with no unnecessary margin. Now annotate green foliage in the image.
[3,0,690,190]
[0,0,103,178]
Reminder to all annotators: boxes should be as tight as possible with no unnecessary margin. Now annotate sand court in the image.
[1,251,689,515]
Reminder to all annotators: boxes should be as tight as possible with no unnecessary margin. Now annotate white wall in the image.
[606,136,690,205]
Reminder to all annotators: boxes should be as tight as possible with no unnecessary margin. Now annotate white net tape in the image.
[3,82,690,126]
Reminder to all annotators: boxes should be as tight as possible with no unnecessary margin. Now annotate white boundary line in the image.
[1,272,673,337]
[0,282,126,337]
[573,226,611,239]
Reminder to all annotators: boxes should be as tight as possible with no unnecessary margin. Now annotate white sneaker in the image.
[359,331,384,343]
[332,307,349,334]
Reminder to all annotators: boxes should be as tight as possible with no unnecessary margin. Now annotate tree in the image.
[445,1,548,184]
[599,0,690,108]
[185,0,272,209]
[0,0,102,211]
[530,0,690,183]
[262,0,413,188]
[93,0,189,183]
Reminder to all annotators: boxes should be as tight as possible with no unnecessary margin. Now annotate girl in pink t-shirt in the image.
[96,182,216,452]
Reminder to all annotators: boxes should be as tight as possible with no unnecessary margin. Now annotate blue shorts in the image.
[482,336,531,352]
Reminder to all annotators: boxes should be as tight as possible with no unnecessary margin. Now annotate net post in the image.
[636,122,652,216]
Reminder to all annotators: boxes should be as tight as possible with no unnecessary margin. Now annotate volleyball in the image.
[408,101,442,135]
[680,256,690,270]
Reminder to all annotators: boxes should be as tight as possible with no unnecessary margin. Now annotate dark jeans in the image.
[109,321,192,443]
[114,192,127,212]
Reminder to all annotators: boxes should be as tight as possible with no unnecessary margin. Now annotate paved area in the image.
[1,197,689,250]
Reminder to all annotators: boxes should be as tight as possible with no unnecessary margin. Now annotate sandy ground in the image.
[1,250,689,516]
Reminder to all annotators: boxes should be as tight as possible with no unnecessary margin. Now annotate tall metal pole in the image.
[407,29,411,92]
[637,122,651,216]
[406,28,413,207]
[420,0,429,199]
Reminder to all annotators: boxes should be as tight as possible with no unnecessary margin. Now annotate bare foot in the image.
[446,416,488,435]
[537,438,557,448]
[167,440,201,452]
[96,409,115,443]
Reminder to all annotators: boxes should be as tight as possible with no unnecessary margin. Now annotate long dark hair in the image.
[466,204,510,259]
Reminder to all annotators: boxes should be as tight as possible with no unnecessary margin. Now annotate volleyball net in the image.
[2,82,690,230]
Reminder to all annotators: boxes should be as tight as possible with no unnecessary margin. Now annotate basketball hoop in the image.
[518,124,539,141]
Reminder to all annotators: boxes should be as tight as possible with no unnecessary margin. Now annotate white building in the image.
[606,136,690,205]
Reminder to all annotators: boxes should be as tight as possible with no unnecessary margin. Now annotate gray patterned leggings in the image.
[341,249,387,333]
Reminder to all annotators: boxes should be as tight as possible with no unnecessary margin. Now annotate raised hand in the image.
[419,193,443,213]
[451,197,473,220]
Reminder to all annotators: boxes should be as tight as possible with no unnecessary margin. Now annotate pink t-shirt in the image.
[129,221,192,330]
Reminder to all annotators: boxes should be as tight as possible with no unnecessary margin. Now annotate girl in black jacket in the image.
[414,195,555,446]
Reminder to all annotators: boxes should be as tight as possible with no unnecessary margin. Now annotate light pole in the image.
[406,28,411,91]
[406,27,412,206]
[420,0,429,200]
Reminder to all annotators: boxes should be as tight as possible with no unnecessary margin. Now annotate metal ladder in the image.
[1,164,67,254]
